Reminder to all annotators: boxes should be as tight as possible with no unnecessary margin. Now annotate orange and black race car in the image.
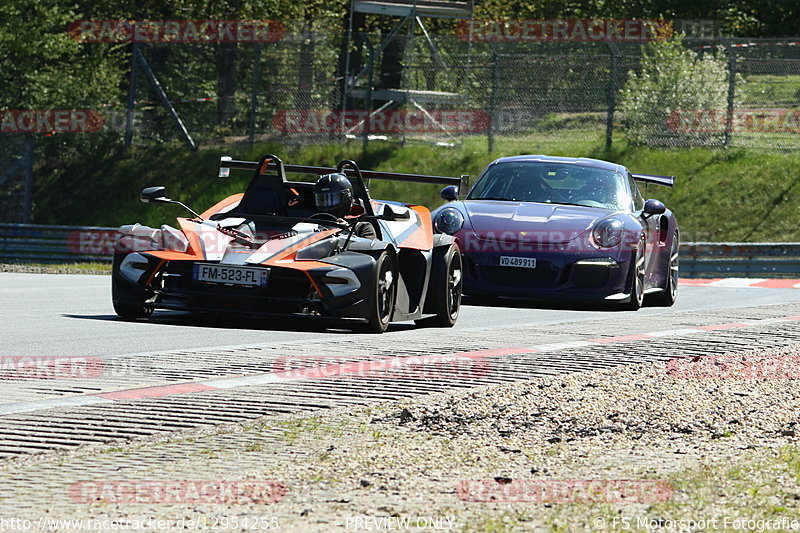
[111,155,466,333]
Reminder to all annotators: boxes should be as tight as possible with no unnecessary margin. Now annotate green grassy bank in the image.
[33,129,800,242]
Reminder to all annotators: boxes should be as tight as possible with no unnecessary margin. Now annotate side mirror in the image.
[643,199,666,216]
[140,186,204,220]
[440,185,458,202]
[140,186,169,204]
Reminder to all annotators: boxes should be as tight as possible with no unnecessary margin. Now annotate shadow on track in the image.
[462,295,627,312]
[61,312,417,334]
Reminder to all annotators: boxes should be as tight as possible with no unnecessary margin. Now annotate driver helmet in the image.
[315,173,354,218]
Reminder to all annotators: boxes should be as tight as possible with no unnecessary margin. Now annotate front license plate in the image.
[499,256,536,269]
[192,264,269,287]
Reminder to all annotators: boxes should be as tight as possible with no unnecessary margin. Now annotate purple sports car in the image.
[431,155,678,310]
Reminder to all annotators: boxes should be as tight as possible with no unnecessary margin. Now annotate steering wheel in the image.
[309,212,340,222]
[307,212,351,230]
[537,179,568,204]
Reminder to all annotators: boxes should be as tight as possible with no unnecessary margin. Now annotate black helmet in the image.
[315,173,354,218]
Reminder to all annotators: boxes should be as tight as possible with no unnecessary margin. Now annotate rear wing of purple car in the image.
[632,173,675,187]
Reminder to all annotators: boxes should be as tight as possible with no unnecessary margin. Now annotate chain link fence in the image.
[112,34,800,151]
[116,32,344,148]
[2,32,800,222]
[0,134,33,224]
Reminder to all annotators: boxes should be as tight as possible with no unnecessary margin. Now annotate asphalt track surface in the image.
[5,272,800,358]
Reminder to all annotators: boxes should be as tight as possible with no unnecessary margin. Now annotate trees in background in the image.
[1,0,796,127]
[619,36,730,146]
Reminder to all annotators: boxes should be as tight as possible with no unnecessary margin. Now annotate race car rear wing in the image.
[219,156,470,192]
[632,173,675,187]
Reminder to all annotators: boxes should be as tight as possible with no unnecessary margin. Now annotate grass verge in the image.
[0,262,112,274]
[33,118,800,242]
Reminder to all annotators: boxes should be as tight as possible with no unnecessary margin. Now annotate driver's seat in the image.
[236,174,287,217]
[573,180,615,205]
[510,174,549,203]
[232,155,289,217]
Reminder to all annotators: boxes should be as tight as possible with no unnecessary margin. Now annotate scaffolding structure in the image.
[342,0,473,146]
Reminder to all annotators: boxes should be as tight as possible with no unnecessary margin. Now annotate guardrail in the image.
[681,242,800,278]
[2,224,800,277]
[0,223,117,263]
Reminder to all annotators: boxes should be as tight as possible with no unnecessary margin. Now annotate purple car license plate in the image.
[192,264,269,287]
[500,256,536,269]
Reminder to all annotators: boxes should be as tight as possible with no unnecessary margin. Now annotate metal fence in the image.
[110,34,800,151]
[0,135,34,224]
[3,31,800,222]
[682,242,800,277]
[18,32,795,153]
[0,223,116,263]
[4,223,800,279]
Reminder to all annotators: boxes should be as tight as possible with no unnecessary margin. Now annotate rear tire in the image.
[621,238,645,311]
[415,244,463,328]
[650,231,679,307]
[357,251,397,333]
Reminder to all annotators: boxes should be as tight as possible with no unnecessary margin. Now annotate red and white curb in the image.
[680,278,800,289]
[2,315,799,417]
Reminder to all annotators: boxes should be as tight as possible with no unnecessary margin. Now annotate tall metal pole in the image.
[22,134,33,224]
[248,43,262,150]
[605,42,619,149]
[124,42,139,148]
[341,0,356,122]
[488,44,499,154]
[136,49,197,151]
[724,38,737,148]
[363,38,375,155]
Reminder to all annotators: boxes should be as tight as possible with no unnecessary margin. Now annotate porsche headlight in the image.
[434,208,464,235]
[592,219,625,248]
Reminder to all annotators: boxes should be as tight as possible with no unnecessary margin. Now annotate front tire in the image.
[650,231,679,307]
[113,301,152,319]
[111,274,153,320]
[622,238,646,311]
[415,244,463,328]
[358,251,397,333]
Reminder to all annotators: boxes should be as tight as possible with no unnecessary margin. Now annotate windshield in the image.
[467,162,632,211]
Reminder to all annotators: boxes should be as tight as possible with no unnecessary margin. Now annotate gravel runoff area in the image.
[3,344,800,532]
